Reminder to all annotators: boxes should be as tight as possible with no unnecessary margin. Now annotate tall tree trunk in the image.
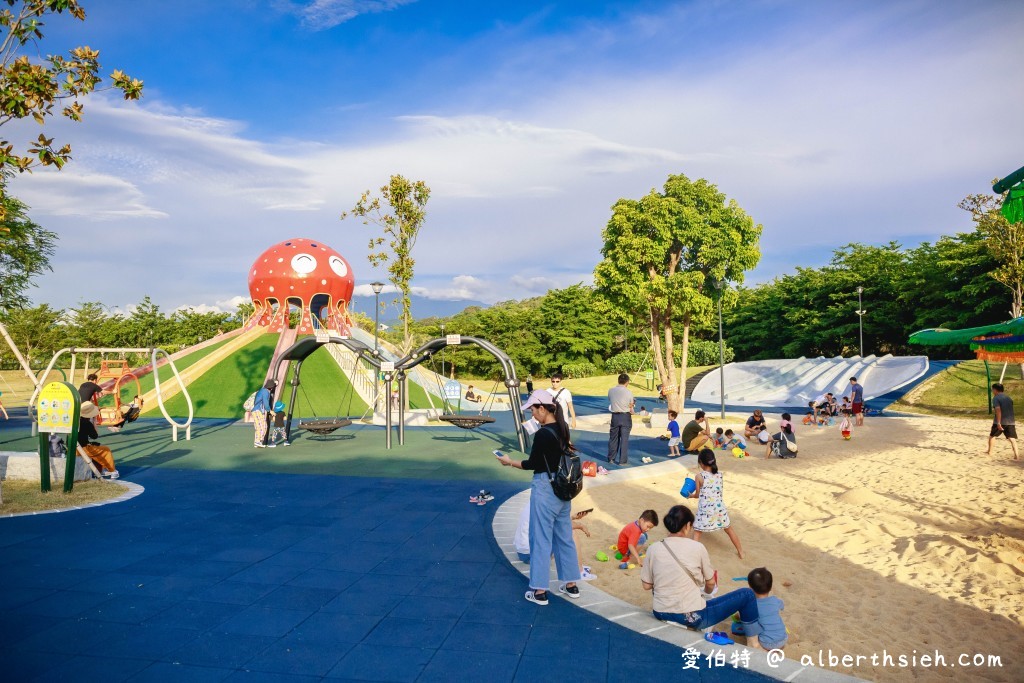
[677,315,691,415]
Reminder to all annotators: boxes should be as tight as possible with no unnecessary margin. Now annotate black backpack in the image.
[541,425,583,501]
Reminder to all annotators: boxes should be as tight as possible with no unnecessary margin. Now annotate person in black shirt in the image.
[743,409,767,439]
[496,390,581,605]
[79,374,104,403]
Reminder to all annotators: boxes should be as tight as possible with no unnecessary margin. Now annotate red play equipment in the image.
[94,359,142,425]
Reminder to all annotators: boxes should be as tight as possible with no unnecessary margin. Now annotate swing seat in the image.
[298,418,353,435]
[438,414,496,429]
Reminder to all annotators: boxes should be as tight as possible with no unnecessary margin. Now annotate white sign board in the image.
[446,334,462,345]
[380,361,395,372]
[443,380,462,400]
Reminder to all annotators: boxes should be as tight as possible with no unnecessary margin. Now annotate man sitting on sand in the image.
[744,409,767,439]
[682,410,712,453]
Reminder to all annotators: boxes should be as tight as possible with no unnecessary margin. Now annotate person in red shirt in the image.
[617,509,658,569]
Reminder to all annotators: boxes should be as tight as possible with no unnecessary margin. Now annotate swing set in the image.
[270,332,528,451]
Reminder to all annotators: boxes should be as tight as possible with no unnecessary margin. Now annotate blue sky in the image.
[10,0,1024,314]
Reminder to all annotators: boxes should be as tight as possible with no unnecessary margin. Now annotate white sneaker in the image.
[108,470,119,480]
[281,441,291,447]
[581,568,598,581]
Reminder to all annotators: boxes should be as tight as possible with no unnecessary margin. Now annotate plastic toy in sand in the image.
[731,447,747,458]
[595,551,609,562]
[680,477,696,498]
[840,417,852,440]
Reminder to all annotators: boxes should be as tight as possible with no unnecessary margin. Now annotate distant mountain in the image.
[349,294,488,324]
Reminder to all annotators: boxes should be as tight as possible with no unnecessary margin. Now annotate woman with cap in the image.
[252,379,278,448]
[496,389,581,605]
[78,402,119,478]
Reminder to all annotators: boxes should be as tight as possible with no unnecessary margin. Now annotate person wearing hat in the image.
[78,402,118,478]
[252,379,279,448]
[496,389,581,605]
[271,400,290,446]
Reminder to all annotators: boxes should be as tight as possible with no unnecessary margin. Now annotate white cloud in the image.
[288,0,418,30]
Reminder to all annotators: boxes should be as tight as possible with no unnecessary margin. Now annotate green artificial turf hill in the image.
[153,333,280,418]
[284,345,369,420]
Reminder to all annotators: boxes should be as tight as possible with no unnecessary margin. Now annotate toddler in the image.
[711,427,727,448]
[732,567,787,650]
[617,509,658,569]
[272,400,290,446]
[723,429,746,451]
[667,410,681,457]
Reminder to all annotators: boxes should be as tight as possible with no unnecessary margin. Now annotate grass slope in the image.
[285,346,369,420]
[155,334,280,418]
[894,359,1017,419]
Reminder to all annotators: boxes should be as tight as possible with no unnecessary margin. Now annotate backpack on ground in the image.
[541,425,583,501]
[48,432,68,458]
[242,391,258,412]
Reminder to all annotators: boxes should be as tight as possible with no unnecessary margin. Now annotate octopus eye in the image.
[329,256,348,277]
[291,253,317,274]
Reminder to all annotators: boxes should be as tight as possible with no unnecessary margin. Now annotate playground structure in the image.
[273,333,528,451]
[244,238,355,335]
[91,358,142,425]
[29,347,195,441]
[690,354,929,408]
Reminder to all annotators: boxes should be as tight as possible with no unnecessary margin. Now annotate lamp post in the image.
[856,286,865,357]
[439,322,446,378]
[371,282,385,353]
[371,282,385,411]
[714,279,726,419]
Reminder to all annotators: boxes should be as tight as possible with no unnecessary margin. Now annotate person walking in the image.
[607,373,635,465]
[548,372,577,430]
[987,383,1019,460]
[496,390,581,605]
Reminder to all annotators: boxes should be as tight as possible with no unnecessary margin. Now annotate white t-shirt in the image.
[549,386,573,417]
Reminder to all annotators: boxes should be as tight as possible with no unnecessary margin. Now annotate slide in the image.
[265,326,298,389]
[690,354,929,408]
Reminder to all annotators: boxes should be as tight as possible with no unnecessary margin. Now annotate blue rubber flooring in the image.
[0,466,771,682]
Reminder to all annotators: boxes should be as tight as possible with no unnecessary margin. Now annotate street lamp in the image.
[714,279,727,419]
[439,322,446,378]
[371,282,385,353]
[856,286,865,357]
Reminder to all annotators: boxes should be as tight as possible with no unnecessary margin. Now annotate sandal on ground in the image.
[524,589,548,606]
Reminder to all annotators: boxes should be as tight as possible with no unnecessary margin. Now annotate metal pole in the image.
[440,323,445,378]
[718,291,725,419]
[372,281,384,412]
[857,286,864,357]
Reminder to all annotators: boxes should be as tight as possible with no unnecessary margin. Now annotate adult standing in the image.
[743,409,767,439]
[252,379,278,448]
[640,505,761,635]
[607,373,635,465]
[496,390,581,605]
[847,377,865,426]
[548,372,577,430]
[681,410,712,453]
[987,383,1019,460]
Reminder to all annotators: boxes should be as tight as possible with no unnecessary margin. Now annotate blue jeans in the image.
[653,587,762,636]
[528,473,580,591]
[608,413,632,464]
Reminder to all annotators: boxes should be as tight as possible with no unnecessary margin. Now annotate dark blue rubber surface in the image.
[0,467,770,682]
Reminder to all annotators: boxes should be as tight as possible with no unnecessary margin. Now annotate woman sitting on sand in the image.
[640,505,761,635]
[764,413,798,458]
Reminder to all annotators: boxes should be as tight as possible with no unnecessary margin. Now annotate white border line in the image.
[1,480,144,518]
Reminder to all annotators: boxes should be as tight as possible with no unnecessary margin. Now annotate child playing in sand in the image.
[711,427,727,448]
[667,411,681,457]
[732,567,787,650]
[687,449,744,558]
[802,411,815,426]
[617,509,658,569]
[722,429,746,451]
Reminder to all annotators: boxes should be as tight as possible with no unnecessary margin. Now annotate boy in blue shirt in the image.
[733,566,787,650]
[666,410,681,457]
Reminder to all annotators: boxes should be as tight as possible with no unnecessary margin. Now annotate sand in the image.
[569,412,1024,682]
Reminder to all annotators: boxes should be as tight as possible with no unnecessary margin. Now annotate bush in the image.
[561,361,598,379]
[672,339,735,367]
[605,351,651,375]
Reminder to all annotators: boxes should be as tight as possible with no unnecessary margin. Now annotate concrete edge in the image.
[491,470,862,683]
[0,480,145,519]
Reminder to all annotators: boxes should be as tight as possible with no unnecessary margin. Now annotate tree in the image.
[0,194,54,308]
[0,302,62,365]
[343,174,430,354]
[959,189,1024,319]
[594,174,761,412]
[0,0,143,216]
